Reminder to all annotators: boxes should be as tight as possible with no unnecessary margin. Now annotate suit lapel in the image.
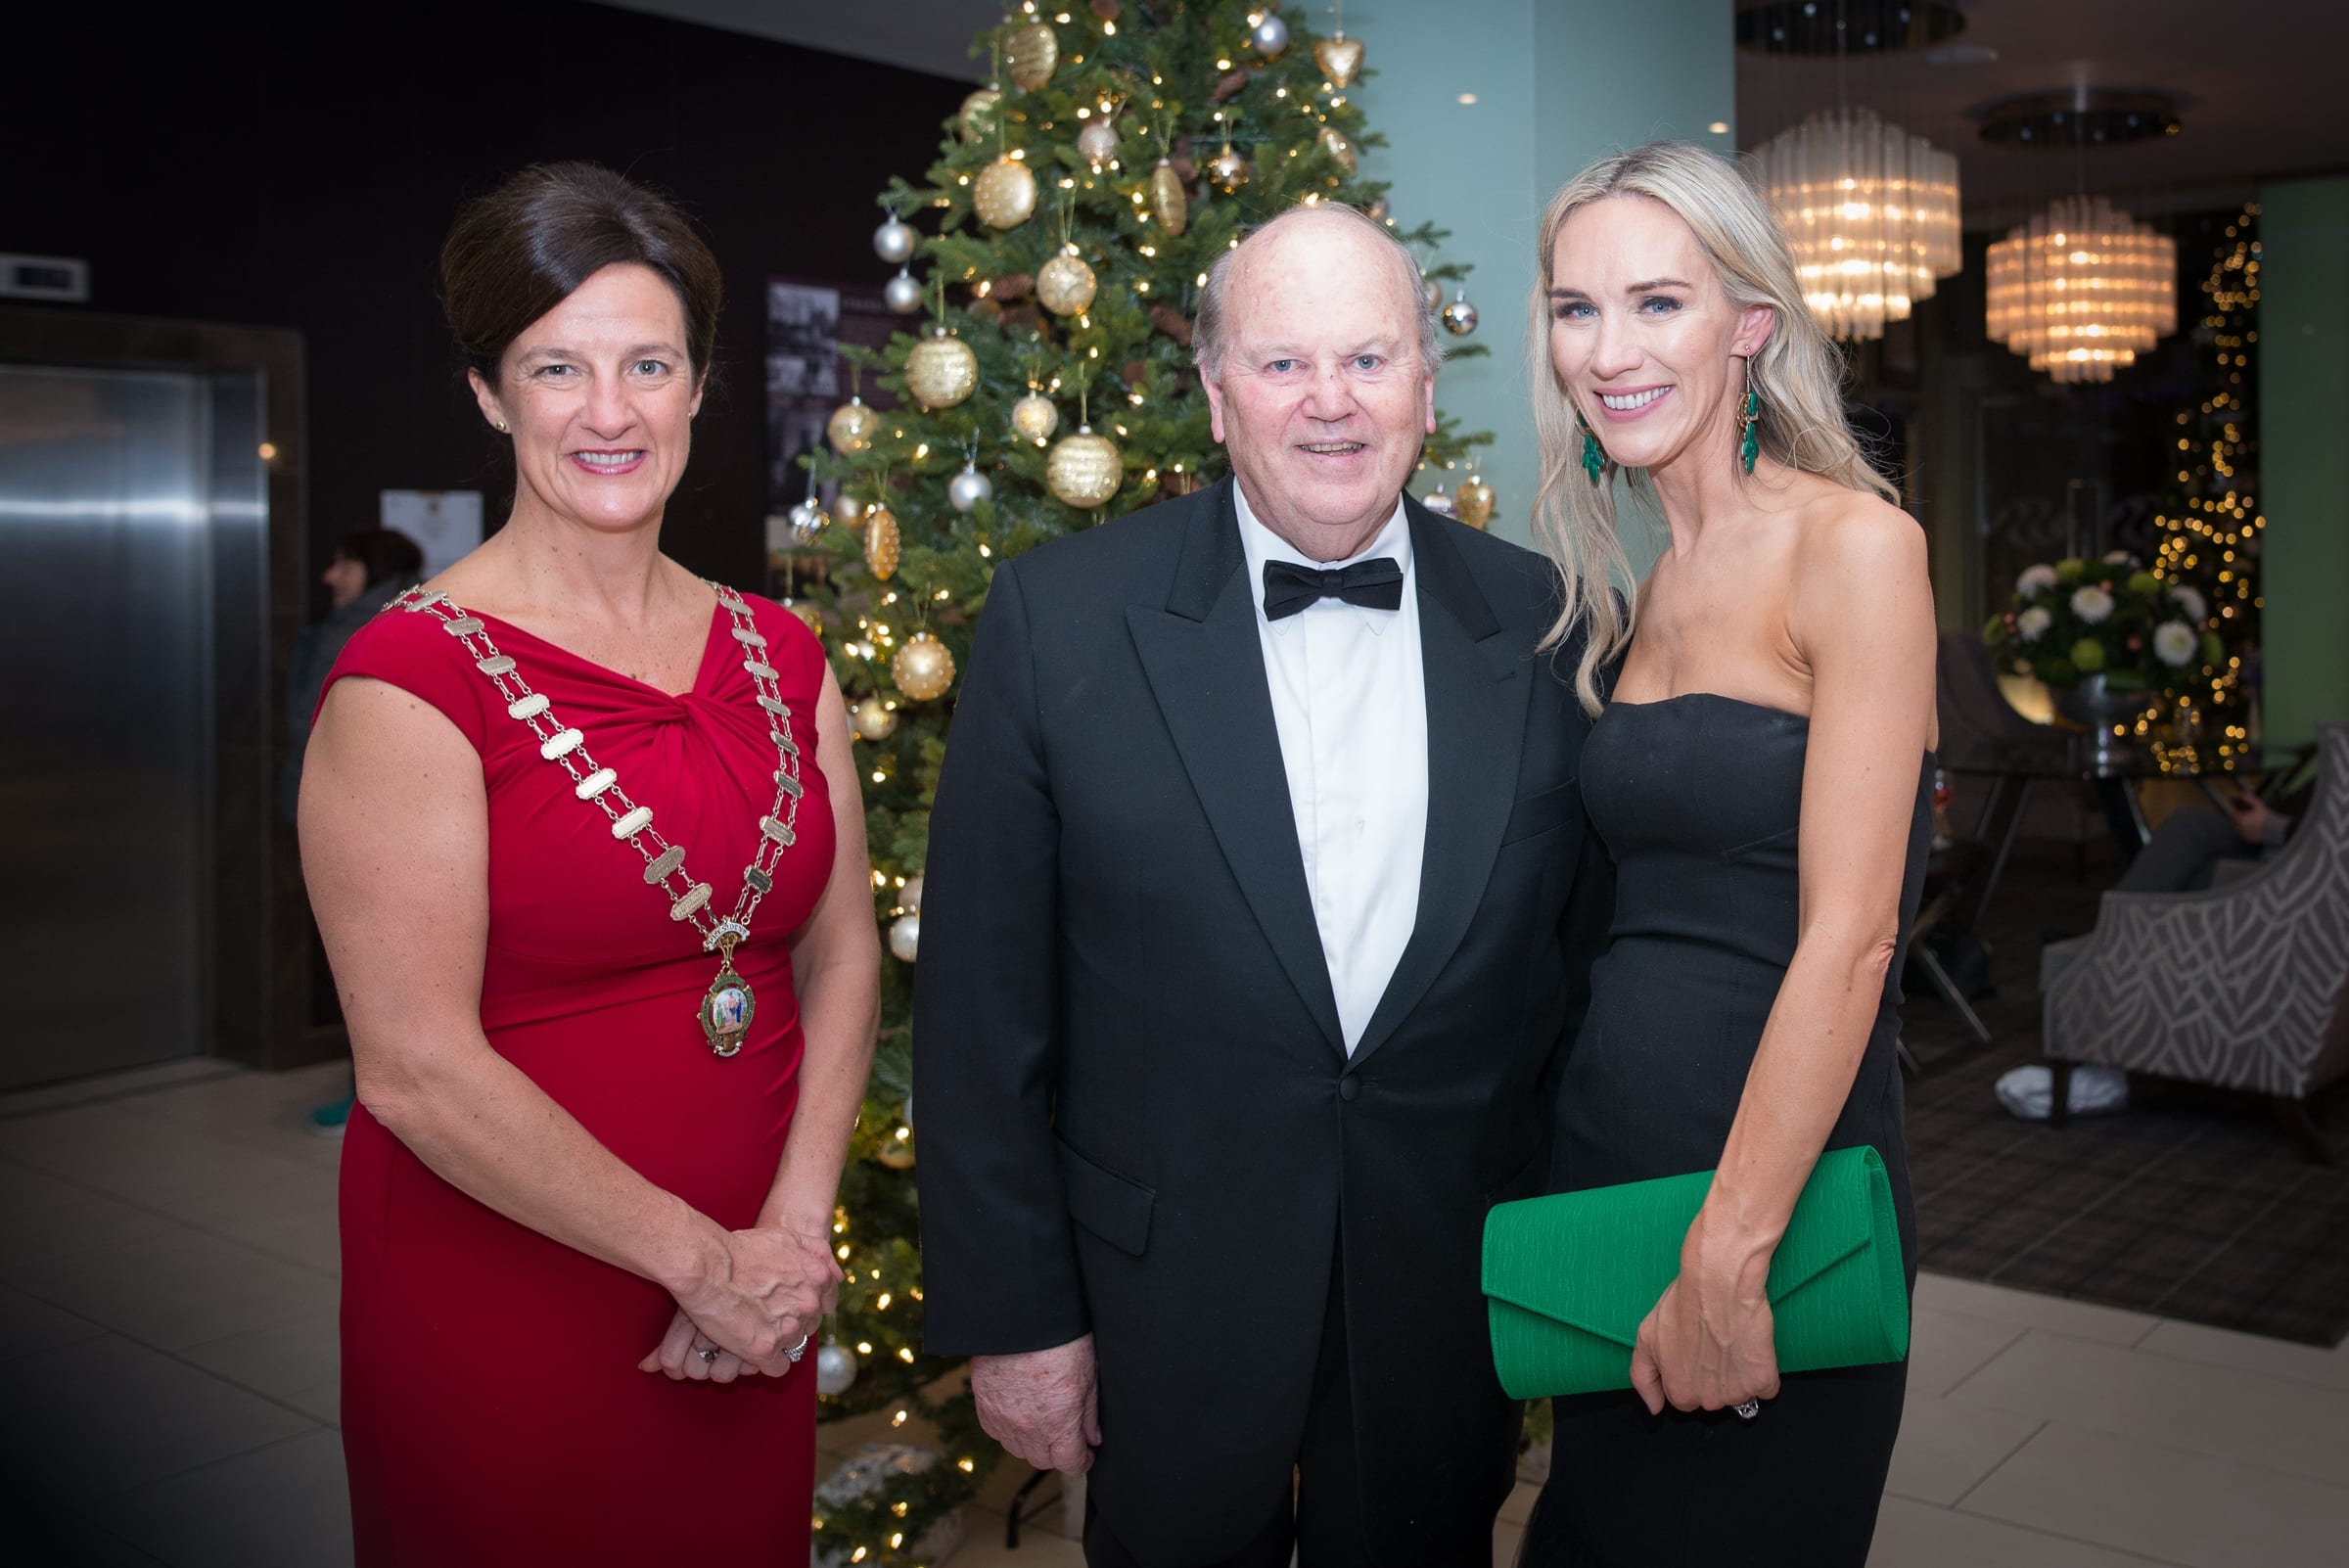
[1351,502,1531,1065]
[1126,481,1347,1053]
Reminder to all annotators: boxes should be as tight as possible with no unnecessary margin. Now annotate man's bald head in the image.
[1193,203,1441,383]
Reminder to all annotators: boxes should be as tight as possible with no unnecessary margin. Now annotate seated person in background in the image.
[2118,790,2293,895]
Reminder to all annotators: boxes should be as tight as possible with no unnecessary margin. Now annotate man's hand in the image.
[971,1334,1101,1473]
[2230,791,2275,845]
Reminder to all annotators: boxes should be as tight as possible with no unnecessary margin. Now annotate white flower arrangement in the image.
[2152,621,2198,668]
[2016,606,2052,642]
[2016,563,2059,596]
[2171,584,2208,623]
[2071,585,2116,624]
[2102,549,2139,567]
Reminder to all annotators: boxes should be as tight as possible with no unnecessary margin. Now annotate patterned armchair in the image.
[2041,723,2349,1157]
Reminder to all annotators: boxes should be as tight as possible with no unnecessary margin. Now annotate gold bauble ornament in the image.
[850,697,898,742]
[904,330,978,408]
[863,504,901,580]
[1011,392,1060,442]
[1151,160,1188,237]
[1318,127,1357,175]
[827,396,880,454]
[1313,32,1365,89]
[891,631,957,702]
[1453,477,1496,530]
[957,88,1001,144]
[1004,21,1059,90]
[835,491,870,529]
[781,598,825,636]
[1046,424,1124,509]
[1206,147,1250,194]
[1036,252,1099,316]
[972,156,1038,230]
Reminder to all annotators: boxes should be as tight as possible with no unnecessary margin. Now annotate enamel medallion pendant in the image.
[700,953,756,1058]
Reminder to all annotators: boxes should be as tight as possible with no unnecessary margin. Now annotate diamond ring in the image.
[786,1334,809,1363]
[1733,1400,1761,1419]
[697,1346,720,1363]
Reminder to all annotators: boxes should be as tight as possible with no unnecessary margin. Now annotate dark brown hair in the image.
[333,529,425,588]
[439,161,722,386]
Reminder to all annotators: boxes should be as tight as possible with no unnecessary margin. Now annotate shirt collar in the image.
[1234,484,1412,635]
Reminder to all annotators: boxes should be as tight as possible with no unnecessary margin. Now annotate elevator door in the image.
[0,365,214,1089]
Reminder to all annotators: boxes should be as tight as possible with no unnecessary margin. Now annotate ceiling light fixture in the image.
[1750,107,1962,341]
[1985,195,2179,384]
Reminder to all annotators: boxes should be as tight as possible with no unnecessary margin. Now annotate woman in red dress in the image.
[300,163,877,1564]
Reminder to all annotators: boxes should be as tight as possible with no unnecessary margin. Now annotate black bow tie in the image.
[1261,557,1405,622]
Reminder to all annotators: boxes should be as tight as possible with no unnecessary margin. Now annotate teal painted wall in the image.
[2257,177,2349,746]
[1356,0,1735,556]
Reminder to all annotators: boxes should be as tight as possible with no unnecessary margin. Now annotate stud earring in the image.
[1576,409,1606,484]
[494,420,509,434]
[1737,357,1761,476]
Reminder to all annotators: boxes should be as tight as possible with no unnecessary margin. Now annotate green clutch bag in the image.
[1482,1144,1910,1400]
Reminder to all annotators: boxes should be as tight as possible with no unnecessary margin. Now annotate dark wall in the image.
[8,2,965,605]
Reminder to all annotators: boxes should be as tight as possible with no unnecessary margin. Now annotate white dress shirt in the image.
[1235,486,1430,1053]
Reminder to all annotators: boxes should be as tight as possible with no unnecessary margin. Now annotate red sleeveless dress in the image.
[323,592,832,1566]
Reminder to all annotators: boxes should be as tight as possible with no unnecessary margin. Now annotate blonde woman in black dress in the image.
[1520,142,1938,1565]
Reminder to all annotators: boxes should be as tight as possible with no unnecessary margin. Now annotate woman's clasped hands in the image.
[639,1221,842,1385]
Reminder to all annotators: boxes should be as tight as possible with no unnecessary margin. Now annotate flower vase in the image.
[2050,674,2138,772]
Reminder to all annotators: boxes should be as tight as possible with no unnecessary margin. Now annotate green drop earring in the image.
[1737,356,1762,476]
[1577,410,1606,484]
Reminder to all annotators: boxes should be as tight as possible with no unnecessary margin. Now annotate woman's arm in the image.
[301,675,809,1368]
[1631,501,1936,1415]
[759,662,880,1236]
[303,675,729,1284]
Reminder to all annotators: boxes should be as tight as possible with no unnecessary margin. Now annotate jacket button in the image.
[1338,1076,1359,1102]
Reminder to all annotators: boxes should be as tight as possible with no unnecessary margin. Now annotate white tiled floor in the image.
[2,1061,2344,1567]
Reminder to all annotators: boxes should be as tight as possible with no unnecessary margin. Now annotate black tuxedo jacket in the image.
[913,479,1609,1566]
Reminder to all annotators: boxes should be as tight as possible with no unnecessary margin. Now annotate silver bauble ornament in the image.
[1077,117,1119,165]
[888,911,921,963]
[1441,292,1480,336]
[904,330,979,408]
[900,874,924,914]
[1423,277,1445,314]
[1036,252,1099,316]
[1250,12,1290,57]
[1046,425,1124,509]
[873,216,916,265]
[1421,486,1457,518]
[1011,392,1060,442]
[788,496,830,543]
[814,1340,858,1398]
[883,268,923,314]
[947,462,993,513]
[850,697,898,742]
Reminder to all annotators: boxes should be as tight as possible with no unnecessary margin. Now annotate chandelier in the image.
[1985,196,2178,383]
[1750,107,1963,341]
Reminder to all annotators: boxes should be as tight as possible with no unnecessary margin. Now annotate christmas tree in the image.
[786,2,1493,1558]
[2143,204,2263,768]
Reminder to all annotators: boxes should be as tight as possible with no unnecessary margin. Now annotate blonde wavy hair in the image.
[1528,141,1896,715]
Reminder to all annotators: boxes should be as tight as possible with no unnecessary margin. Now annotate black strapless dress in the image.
[1520,693,1930,1568]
